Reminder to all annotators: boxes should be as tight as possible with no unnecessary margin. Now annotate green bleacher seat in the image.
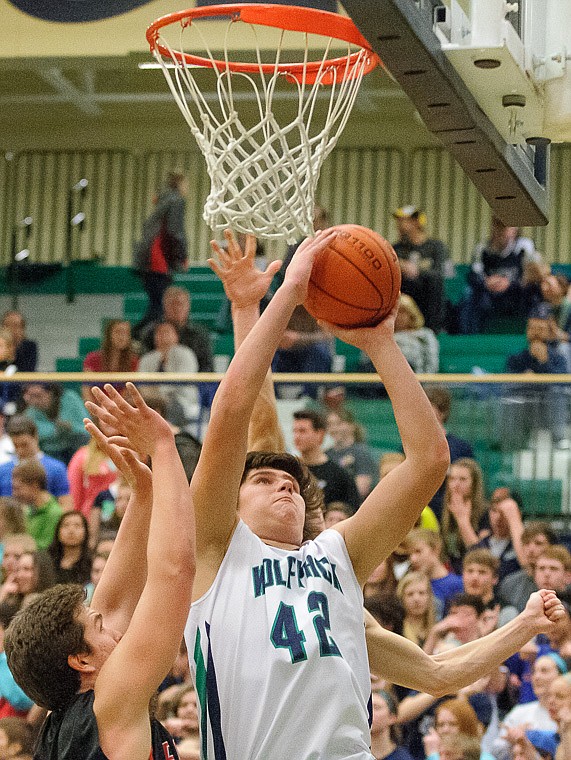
[78,337,100,358]
[334,339,362,373]
[438,334,527,373]
[56,358,83,372]
[488,475,563,518]
[213,333,234,356]
[347,398,401,451]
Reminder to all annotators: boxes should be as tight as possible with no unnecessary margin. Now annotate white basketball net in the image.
[151,15,372,242]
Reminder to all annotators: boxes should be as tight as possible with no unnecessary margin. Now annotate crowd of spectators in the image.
[2,204,571,759]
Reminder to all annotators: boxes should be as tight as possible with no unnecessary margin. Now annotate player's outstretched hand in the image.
[283,229,337,304]
[85,382,173,457]
[208,229,282,308]
[523,589,566,633]
[317,297,400,352]
[84,419,151,493]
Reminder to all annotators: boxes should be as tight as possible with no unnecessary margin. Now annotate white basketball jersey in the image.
[185,521,373,760]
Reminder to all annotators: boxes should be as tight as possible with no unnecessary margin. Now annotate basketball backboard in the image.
[341,0,571,226]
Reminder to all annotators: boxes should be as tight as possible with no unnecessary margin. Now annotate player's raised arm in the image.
[365,589,565,696]
[91,383,194,757]
[190,230,336,580]
[330,310,449,585]
[209,230,285,452]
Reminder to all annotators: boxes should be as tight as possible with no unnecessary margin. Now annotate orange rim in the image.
[146,3,380,84]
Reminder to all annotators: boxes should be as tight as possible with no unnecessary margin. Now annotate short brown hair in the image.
[462,548,500,576]
[537,545,571,572]
[5,584,90,710]
[425,386,451,423]
[293,410,326,431]
[6,416,37,439]
[241,451,324,541]
[12,460,46,490]
[521,521,558,545]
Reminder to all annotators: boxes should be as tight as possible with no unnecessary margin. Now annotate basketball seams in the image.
[305,224,400,328]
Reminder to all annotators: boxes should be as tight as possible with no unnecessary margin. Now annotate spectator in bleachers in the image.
[1,311,37,373]
[0,716,34,757]
[493,654,562,760]
[538,273,571,342]
[471,487,524,582]
[22,383,88,465]
[132,171,189,336]
[0,499,25,566]
[84,549,108,604]
[459,218,542,334]
[0,330,17,417]
[547,673,571,760]
[437,733,482,760]
[497,522,558,616]
[0,416,71,511]
[67,432,118,547]
[358,294,440,377]
[47,511,92,586]
[138,321,200,430]
[0,535,35,585]
[82,319,139,402]
[422,698,493,760]
[323,500,354,529]
[292,409,360,511]
[392,206,451,333]
[10,461,62,551]
[325,408,378,500]
[425,387,474,520]
[140,286,213,373]
[534,547,571,599]
[461,549,500,613]
[406,529,464,616]
[0,410,14,467]
[502,313,569,449]
[0,549,55,613]
[370,688,414,760]
[441,458,488,574]
[396,570,437,648]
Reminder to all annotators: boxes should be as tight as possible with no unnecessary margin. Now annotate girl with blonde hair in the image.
[397,571,437,648]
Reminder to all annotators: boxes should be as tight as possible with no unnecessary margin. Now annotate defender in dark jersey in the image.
[5,383,194,760]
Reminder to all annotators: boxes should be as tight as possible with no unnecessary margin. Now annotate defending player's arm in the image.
[88,383,195,758]
[365,589,564,697]
[209,231,285,452]
[331,316,449,585]
[190,230,336,589]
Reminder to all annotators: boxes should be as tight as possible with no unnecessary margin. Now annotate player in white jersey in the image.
[182,228,450,760]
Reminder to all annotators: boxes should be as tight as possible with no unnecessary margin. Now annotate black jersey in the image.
[34,690,179,760]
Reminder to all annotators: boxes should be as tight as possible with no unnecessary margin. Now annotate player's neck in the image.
[262,538,301,550]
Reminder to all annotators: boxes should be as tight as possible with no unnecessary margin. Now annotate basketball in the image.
[304,224,401,328]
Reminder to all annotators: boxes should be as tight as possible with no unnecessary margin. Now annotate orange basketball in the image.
[304,224,401,328]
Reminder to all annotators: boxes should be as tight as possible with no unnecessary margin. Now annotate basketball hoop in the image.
[146,4,380,242]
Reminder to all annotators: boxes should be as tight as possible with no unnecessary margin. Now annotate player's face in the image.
[535,557,569,591]
[462,563,495,598]
[79,606,122,672]
[402,580,430,616]
[238,468,305,547]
